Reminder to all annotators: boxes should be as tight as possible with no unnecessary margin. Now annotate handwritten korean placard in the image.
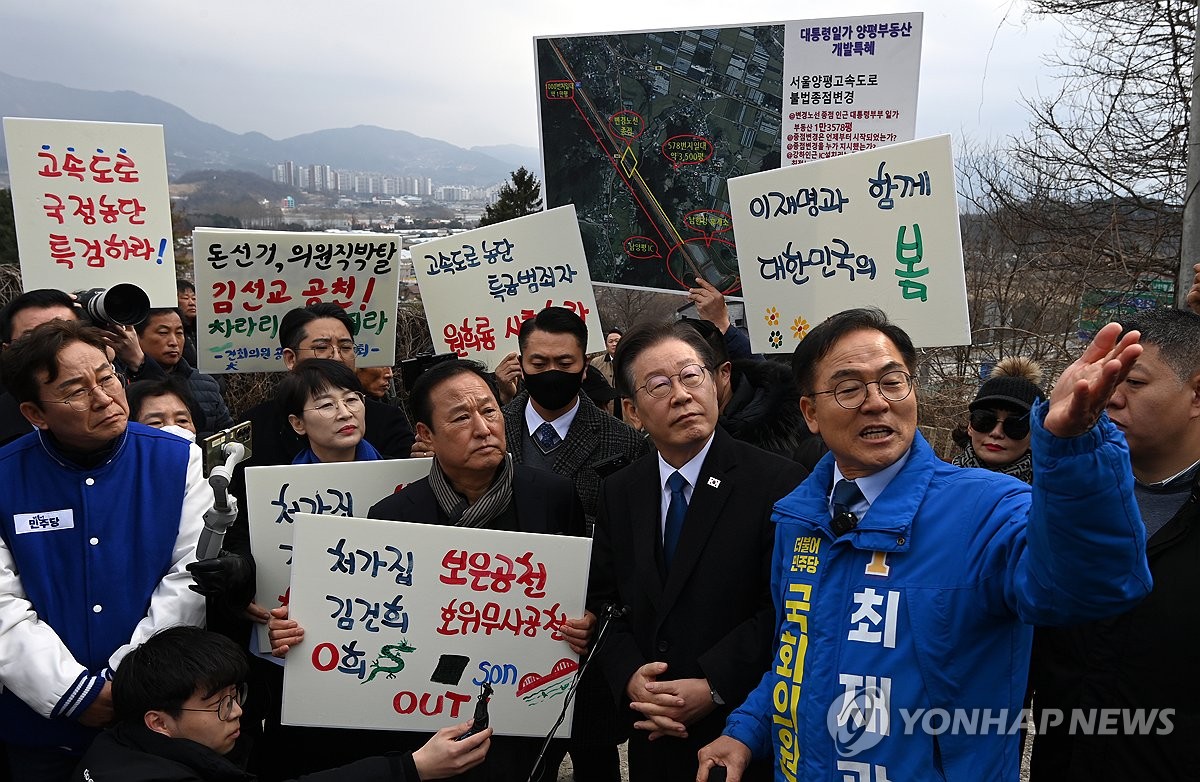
[193,228,400,373]
[245,458,433,653]
[782,13,922,165]
[414,205,602,369]
[3,117,177,304]
[282,513,591,737]
[727,134,969,351]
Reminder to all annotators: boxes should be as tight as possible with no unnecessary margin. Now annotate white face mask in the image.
[160,424,197,443]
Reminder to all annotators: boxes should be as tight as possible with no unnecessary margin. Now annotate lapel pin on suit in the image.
[707,476,721,489]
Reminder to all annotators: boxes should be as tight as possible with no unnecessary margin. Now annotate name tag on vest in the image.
[13,510,75,535]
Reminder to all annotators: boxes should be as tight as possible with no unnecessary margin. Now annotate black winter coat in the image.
[74,722,413,782]
[1029,476,1200,781]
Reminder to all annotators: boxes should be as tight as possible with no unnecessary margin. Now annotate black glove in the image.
[186,551,255,608]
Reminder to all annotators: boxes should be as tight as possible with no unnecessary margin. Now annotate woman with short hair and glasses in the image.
[952,357,1044,484]
[277,359,381,464]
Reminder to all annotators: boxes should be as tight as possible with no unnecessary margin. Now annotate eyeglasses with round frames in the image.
[40,369,123,412]
[298,340,357,359]
[809,370,914,410]
[636,364,710,399]
[304,391,366,419]
[969,409,1031,440]
[178,683,247,722]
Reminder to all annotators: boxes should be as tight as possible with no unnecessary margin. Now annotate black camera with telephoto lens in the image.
[72,283,151,327]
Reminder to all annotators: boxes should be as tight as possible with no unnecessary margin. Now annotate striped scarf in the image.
[952,442,1034,485]
[428,452,515,528]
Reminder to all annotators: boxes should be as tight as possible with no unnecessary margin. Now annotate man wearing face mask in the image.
[501,307,648,782]
[503,307,649,532]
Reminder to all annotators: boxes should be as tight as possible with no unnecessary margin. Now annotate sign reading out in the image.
[282,513,591,737]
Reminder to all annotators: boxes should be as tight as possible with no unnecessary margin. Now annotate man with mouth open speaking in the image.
[698,307,1152,782]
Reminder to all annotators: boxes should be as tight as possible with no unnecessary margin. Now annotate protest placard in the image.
[413,205,601,369]
[282,513,591,737]
[245,458,432,653]
[192,228,400,373]
[727,134,969,351]
[3,117,177,304]
[782,13,923,165]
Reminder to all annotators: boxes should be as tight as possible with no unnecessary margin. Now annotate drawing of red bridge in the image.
[515,657,579,698]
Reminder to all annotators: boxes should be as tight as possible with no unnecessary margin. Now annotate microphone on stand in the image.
[196,425,252,559]
[524,603,630,782]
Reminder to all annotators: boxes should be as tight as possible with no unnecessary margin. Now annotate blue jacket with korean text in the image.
[722,405,1152,782]
[0,423,206,753]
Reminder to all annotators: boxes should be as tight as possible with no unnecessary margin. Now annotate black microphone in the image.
[830,511,859,537]
[602,602,630,620]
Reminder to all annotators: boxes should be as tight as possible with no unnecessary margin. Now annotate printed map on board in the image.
[536,26,785,294]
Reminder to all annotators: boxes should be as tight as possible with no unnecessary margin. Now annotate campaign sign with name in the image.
[3,117,177,305]
[282,513,591,737]
[727,134,969,351]
[782,13,923,165]
[193,228,401,373]
[414,205,602,369]
[246,458,432,653]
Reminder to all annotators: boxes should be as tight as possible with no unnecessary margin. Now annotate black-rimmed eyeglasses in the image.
[808,370,914,410]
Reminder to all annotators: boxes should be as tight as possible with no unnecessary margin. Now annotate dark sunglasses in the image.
[969,409,1030,439]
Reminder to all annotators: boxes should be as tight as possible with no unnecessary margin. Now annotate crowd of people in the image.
[0,271,1195,782]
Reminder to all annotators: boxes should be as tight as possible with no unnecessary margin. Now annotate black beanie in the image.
[969,374,1043,413]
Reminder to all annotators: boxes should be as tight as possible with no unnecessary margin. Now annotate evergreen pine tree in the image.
[479,167,543,227]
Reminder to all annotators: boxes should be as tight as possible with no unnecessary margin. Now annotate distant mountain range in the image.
[0,71,539,187]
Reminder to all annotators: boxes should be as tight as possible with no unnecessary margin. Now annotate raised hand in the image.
[1044,322,1141,438]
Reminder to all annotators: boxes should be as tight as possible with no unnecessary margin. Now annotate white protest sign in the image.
[414,205,602,369]
[782,13,922,165]
[728,134,968,350]
[3,117,177,304]
[245,458,432,653]
[192,228,400,373]
[283,513,591,737]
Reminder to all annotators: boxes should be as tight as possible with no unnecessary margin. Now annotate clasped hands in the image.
[626,661,715,741]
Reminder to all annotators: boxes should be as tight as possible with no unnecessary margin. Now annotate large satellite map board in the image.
[536,25,785,295]
[535,16,921,296]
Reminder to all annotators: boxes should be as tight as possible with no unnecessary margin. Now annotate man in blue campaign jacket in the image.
[697,308,1152,782]
[0,320,206,782]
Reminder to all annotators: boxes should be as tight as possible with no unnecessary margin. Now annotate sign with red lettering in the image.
[283,513,591,736]
[413,205,602,369]
[782,14,923,165]
[192,228,401,372]
[3,117,177,304]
